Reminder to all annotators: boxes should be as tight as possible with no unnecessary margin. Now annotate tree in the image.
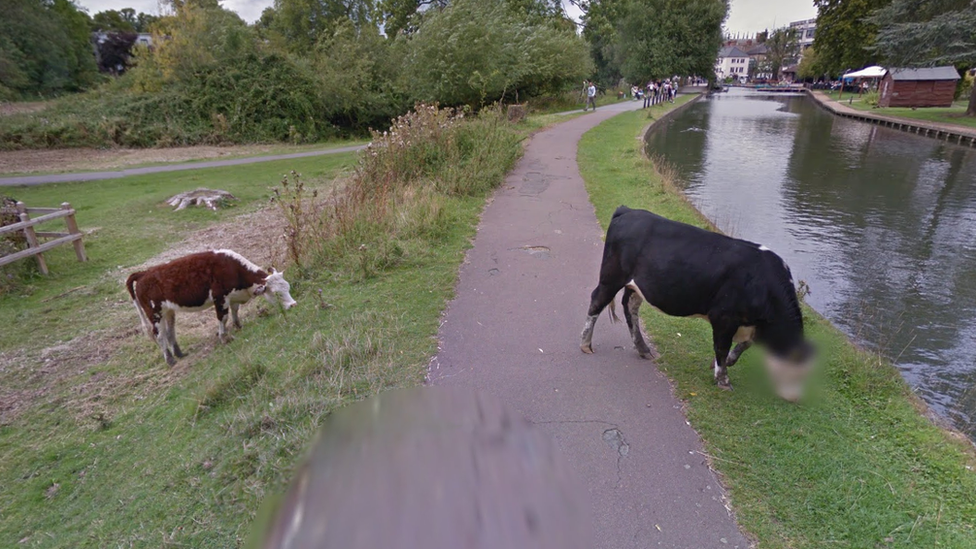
[764,27,799,81]
[91,9,136,32]
[579,0,625,87]
[268,0,377,52]
[796,46,822,81]
[0,0,99,96]
[399,0,591,106]
[867,0,976,115]
[615,0,728,84]
[813,0,892,75]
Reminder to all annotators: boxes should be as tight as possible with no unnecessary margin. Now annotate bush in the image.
[272,104,522,277]
[399,0,592,107]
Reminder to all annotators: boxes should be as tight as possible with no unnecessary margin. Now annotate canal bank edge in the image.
[643,91,975,446]
[805,89,976,148]
[578,99,976,547]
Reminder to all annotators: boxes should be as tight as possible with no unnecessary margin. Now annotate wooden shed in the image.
[879,67,960,108]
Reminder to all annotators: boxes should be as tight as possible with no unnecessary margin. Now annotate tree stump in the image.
[166,188,236,211]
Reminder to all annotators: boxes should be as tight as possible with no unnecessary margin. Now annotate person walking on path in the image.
[584,81,597,112]
[643,81,653,108]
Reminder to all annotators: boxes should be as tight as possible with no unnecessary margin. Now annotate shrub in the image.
[272,104,522,278]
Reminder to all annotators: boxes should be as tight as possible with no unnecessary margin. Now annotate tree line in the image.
[1,0,732,149]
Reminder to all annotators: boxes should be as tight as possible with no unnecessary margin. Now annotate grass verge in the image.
[0,107,538,547]
[578,99,976,548]
[819,90,976,130]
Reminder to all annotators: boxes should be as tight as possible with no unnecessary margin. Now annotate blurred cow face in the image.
[764,342,814,402]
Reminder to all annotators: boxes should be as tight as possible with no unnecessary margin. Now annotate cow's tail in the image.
[126,272,153,339]
[608,293,620,323]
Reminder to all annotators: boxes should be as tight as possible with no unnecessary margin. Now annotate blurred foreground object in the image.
[253,387,591,549]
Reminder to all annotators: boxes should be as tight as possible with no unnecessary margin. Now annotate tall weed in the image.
[272,104,521,279]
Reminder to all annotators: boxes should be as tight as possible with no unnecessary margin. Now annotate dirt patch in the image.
[0,144,289,175]
[0,203,290,426]
[0,101,49,117]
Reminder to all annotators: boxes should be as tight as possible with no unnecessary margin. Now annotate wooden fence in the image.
[0,202,87,274]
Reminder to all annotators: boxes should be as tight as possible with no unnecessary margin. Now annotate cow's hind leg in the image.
[215,295,233,343]
[152,311,177,366]
[710,323,737,390]
[230,302,242,330]
[621,287,654,359]
[164,310,185,358]
[581,282,623,354]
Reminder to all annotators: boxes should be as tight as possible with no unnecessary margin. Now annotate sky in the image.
[74,0,815,35]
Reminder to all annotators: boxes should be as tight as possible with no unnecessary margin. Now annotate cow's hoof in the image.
[580,344,594,354]
[174,347,186,358]
[717,379,733,391]
[637,350,653,360]
[165,355,177,366]
[220,334,235,344]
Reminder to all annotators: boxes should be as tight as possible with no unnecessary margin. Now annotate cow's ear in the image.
[254,283,267,295]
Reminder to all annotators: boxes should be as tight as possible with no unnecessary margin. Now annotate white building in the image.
[789,18,816,52]
[715,46,750,82]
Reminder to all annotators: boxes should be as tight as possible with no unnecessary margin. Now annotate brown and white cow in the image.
[125,249,297,365]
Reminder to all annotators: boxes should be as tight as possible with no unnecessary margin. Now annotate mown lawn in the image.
[0,111,576,547]
[578,102,976,548]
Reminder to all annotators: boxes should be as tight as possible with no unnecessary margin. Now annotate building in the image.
[93,31,152,48]
[789,18,816,52]
[715,46,750,82]
[879,67,961,108]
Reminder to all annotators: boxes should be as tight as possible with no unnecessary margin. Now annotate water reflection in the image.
[646,88,976,438]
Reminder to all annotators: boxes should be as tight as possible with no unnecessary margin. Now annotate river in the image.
[645,88,976,439]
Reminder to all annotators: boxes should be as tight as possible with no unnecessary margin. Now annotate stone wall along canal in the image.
[645,88,976,439]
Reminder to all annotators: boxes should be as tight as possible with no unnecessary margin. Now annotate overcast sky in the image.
[74,0,815,35]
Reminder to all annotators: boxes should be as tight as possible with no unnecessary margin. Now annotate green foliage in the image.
[580,0,624,87]
[399,0,591,107]
[616,0,728,83]
[268,0,376,52]
[812,0,892,75]
[867,0,976,115]
[0,0,100,97]
[581,0,728,86]
[796,46,822,80]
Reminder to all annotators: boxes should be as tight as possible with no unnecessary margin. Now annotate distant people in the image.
[584,81,597,112]
[643,81,653,108]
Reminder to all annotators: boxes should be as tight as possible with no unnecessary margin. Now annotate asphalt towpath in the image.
[0,144,366,187]
[429,99,750,548]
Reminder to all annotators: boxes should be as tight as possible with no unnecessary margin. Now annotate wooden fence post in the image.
[61,202,87,262]
[16,201,48,275]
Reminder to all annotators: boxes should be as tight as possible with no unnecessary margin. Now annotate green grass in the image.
[819,90,976,129]
[0,110,536,547]
[578,100,976,548]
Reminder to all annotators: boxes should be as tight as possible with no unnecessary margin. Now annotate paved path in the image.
[0,144,366,187]
[430,100,749,548]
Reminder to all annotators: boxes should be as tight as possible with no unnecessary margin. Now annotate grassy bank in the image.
[819,90,976,129]
[0,107,550,547]
[578,100,976,547]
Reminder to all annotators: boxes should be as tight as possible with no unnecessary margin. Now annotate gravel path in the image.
[0,145,365,187]
[430,99,750,548]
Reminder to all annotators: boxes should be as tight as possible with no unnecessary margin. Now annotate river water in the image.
[645,88,976,439]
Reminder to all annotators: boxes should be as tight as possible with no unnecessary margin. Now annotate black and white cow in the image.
[580,206,813,401]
